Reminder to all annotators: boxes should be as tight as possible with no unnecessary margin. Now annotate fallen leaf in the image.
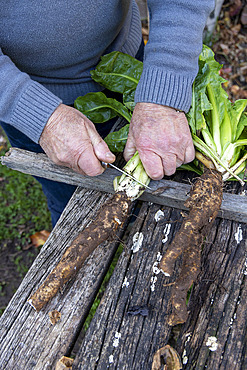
[152,345,182,370]
[220,43,230,54]
[231,24,241,35]
[55,356,74,370]
[30,230,50,247]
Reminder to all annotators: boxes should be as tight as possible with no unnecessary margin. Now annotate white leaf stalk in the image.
[193,135,246,185]
[187,45,247,186]
[114,151,150,200]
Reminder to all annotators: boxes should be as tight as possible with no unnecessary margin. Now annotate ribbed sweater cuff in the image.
[121,1,143,57]
[134,67,194,113]
[11,81,62,143]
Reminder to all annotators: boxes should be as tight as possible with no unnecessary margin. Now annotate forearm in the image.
[0,48,61,143]
[135,0,215,112]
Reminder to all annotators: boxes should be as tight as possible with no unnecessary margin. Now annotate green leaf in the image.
[91,51,143,94]
[123,88,136,111]
[104,124,130,152]
[232,100,247,140]
[186,87,212,134]
[74,92,132,123]
[187,45,226,136]
[220,100,232,150]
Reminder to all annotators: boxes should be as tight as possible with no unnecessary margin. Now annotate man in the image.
[0,0,214,225]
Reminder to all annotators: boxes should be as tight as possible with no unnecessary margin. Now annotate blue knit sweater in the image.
[0,0,214,143]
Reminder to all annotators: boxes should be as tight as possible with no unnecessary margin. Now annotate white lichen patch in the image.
[206,336,218,351]
[109,355,114,363]
[114,217,122,225]
[182,349,188,365]
[150,276,157,292]
[162,223,171,244]
[154,210,165,222]
[229,313,237,329]
[151,251,163,279]
[235,225,243,244]
[113,332,121,348]
[157,251,162,262]
[122,277,130,288]
[243,258,247,275]
[161,270,170,277]
[152,261,161,275]
[185,332,192,343]
[132,232,144,253]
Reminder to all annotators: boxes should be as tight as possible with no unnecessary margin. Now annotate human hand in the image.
[39,104,115,176]
[124,103,195,180]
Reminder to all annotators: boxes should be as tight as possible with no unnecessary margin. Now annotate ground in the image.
[0,128,52,314]
[0,0,246,316]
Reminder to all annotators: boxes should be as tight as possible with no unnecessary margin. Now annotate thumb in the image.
[123,135,136,162]
[87,124,116,163]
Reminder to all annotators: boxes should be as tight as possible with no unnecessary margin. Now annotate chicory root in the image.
[160,169,223,325]
[29,193,131,311]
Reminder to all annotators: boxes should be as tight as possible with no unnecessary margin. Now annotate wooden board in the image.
[2,148,247,223]
[1,147,247,369]
[0,187,131,369]
[72,202,184,369]
[176,217,247,369]
[72,204,247,369]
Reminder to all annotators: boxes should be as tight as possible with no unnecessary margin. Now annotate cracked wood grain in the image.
[2,147,247,223]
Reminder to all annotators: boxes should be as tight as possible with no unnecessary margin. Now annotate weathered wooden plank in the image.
[1,150,247,368]
[0,187,131,370]
[72,203,247,369]
[2,148,247,223]
[175,217,247,369]
[72,202,185,369]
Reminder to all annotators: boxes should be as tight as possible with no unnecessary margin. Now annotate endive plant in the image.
[187,45,247,184]
[75,46,247,188]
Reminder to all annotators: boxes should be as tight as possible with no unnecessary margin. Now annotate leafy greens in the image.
[74,46,247,183]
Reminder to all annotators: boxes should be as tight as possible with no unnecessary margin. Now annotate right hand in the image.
[39,104,115,176]
[124,103,195,180]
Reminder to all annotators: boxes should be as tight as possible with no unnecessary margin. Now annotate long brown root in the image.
[28,193,131,311]
[159,169,223,325]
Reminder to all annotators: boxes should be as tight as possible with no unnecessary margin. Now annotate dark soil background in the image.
[0,0,246,316]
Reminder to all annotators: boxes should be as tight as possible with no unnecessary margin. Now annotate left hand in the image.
[124,102,195,180]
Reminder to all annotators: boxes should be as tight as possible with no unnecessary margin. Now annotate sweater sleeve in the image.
[0,48,62,143]
[134,0,215,112]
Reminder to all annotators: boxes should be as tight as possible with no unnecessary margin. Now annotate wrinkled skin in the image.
[39,104,115,176]
[124,103,195,180]
[40,102,195,179]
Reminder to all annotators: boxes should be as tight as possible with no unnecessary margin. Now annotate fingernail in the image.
[105,152,115,160]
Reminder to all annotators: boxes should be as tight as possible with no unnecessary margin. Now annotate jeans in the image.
[1,41,144,227]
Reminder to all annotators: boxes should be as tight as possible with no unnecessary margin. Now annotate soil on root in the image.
[160,169,223,326]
